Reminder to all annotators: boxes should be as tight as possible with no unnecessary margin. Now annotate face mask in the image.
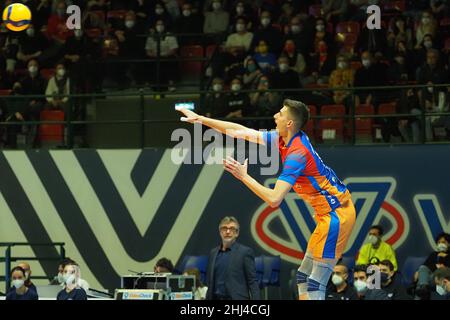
[236,6,244,15]
[57,69,66,77]
[26,28,35,37]
[231,84,241,91]
[436,284,447,296]
[183,9,191,17]
[279,63,289,73]
[428,87,434,93]
[74,29,82,38]
[331,274,344,286]
[57,272,65,284]
[156,25,165,33]
[395,21,403,29]
[422,17,431,25]
[368,234,378,245]
[28,65,38,74]
[380,272,389,284]
[338,61,347,69]
[236,24,245,32]
[362,59,371,68]
[212,84,223,92]
[12,279,24,289]
[291,25,301,34]
[64,274,76,285]
[212,2,221,10]
[437,243,448,252]
[316,24,325,32]
[247,64,256,72]
[394,57,404,65]
[261,18,271,27]
[424,41,432,49]
[155,8,164,15]
[125,20,135,29]
[354,279,368,293]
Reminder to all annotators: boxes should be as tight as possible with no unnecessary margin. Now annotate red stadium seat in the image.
[321,104,346,117]
[40,68,55,81]
[0,89,12,96]
[356,104,374,115]
[378,102,397,115]
[304,105,317,139]
[383,0,405,12]
[336,21,360,35]
[180,45,204,76]
[106,10,127,20]
[39,110,65,143]
[355,118,373,142]
[318,119,344,143]
[206,44,219,58]
[350,61,362,71]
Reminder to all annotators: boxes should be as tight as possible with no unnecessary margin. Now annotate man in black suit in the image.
[206,216,260,300]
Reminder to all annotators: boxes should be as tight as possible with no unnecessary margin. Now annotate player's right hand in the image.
[178,108,202,124]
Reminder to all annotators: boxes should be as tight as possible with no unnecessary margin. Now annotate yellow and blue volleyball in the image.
[2,3,32,32]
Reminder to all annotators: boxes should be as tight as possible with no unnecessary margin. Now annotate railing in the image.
[0,242,65,292]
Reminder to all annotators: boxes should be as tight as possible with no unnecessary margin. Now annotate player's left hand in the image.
[223,156,248,181]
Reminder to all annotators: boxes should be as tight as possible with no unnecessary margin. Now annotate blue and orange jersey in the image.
[263,130,352,215]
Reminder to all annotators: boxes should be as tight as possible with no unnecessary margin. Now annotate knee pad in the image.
[307,278,321,292]
[296,271,308,284]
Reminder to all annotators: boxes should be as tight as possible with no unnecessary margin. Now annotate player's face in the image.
[273,106,291,136]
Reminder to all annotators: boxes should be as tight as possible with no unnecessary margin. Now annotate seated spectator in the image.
[225,17,254,55]
[423,81,449,140]
[430,0,449,20]
[154,257,174,273]
[387,16,414,53]
[414,34,439,67]
[393,40,416,79]
[328,54,354,106]
[226,78,250,119]
[149,1,173,31]
[270,55,301,98]
[253,40,277,74]
[281,39,306,76]
[145,20,179,91]
[249,75,281,127]
[356,225,398,270]
[277,1,296,29]
[174,2,204,46]
[303,40,336,87]
[397,88,422,143]
[183,268,208,300]
[57,262,87,300]
[310,17,335,60]
[204,77,228,117]
[354,51,387,107]
[322,0,349,23]
[45,63,70,111]
[326,263,358,300]
[430,267,450,300]
[49,258,90,291]
[16,23,49,68]
[353,264,389,300]
[250,11,283,55]
[203,0,230,35]
[283,16,312,57]
[415,11,438,49]
[387,52,412,84]
[350,0,380,21]
[228,1,257,33]
[47,0,74,44]
[16,262,37,293]
[242,57,262,89]
[378,259,411,300]
[416,233,450,297]
[33,0,52,31]
[162,0,181,21]
[6,266,38,300]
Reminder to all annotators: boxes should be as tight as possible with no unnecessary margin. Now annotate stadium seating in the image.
[177,255,209,284]
[400,256,427,286]
[39,110,65,144]
[180,45,204,77]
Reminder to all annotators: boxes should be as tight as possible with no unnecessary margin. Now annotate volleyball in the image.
[2,3,32,32]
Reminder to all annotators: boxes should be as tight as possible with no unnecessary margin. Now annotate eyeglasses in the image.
[220,226,238,233]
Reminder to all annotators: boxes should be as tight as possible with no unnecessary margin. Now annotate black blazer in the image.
[206,242,260,300]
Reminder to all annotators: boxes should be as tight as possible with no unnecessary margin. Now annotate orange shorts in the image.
[306,199,356,260]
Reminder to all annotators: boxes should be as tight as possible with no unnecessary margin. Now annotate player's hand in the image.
[178,108,203,124]
[223,156,248,181]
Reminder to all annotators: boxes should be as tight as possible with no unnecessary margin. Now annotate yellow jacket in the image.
[356,241,398,271]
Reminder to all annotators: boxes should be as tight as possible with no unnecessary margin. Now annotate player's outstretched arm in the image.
[178,108,265,145]
[223,157,291,208]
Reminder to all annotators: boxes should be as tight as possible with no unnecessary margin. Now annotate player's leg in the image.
[307,256,338,300]
[296,251,314,300]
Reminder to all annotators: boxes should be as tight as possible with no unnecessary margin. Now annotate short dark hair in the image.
[283,99,310,129]
[435,232,450,244]
[370,225,384,236]
[354,264,368,273]
[379,259,395,271]
[11,266,26,276]
[155,257,174,273]
[434,267,450,281]
[59,258,75,268]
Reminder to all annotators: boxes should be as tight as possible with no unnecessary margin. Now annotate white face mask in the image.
[125,20,135,29]
[57,272,65,284]
[156,25,165,33]
[64,273,76,285]
[394,57,404,65]
[279,63,289,73]
[362,59,371,68]
[395,21,403,29]
[291,25,301,34]
[57,69,66,77]
[316,24,325,32]
[436,284,447,296]
[28,65,38,74]
[367,234,379,245]
[338,61,347,69]
[423,41,432,49]
[354,279,368,293]
[212,2,221,10]
[331,274,344,286]
[427,86,434,93]
[155,8,164,15]
[213,84,223,92]
[183,9,191,17]
[236,24,245,32]
[261,18,271,27]
[236,6,244,15]
[74,29,82,38]
[231,84,241,91]
[422,17,431,25]
[437,242,448,252]
[12,279,25,289]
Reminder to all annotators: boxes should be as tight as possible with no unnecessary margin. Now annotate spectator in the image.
[2,33,20,74]
[378,259,411,300]
[183,268,208,300]
[145,20,179,91]
[387,16,414,52]
[250,11,283,55]
[322,0,349,23]
[326,263,358,300]
[161,0,181,21]
[5,266,38,300]
[228,1,257,33]
[16,24,49,68]
[225,17,254,55]
[129,0,153,27]
[270,55,301,97]
[310,17,335,59]
[174,2,204,46]
[328,54,354,107]
[34,0,52,31]
[387,52,412,84]
[16,262,37,293]
[45,62,70,110]
[226,78,250,119]
[430,267,450,300]
[249,75,281,127]
[253,40,277,74]
[284,16,312,56]
[394,40,416,79]
[47,0,73,44]
[415,11,438,49]
[353,264,389,300]
[430,0,449,20]
[416,49,447,106]
[57,262,87,300]
[242,57,262,89]
[397,88,422,143]
[204,77,229,117]
[416,233,450,296]
[354,51,387,107]
[150,1,173,30]
[203,0,230,35]
[154,257,174,273]
[49,258,90,291]
[205,216,260,300]
[414,34,439,67]
[356,225,398,270]
[277,1,296,29]
[281,39,306,76]
[350,0,380,21]
[423,81,449,140]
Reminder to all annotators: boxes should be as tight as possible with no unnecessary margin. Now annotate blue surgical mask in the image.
[436,284,447,296]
